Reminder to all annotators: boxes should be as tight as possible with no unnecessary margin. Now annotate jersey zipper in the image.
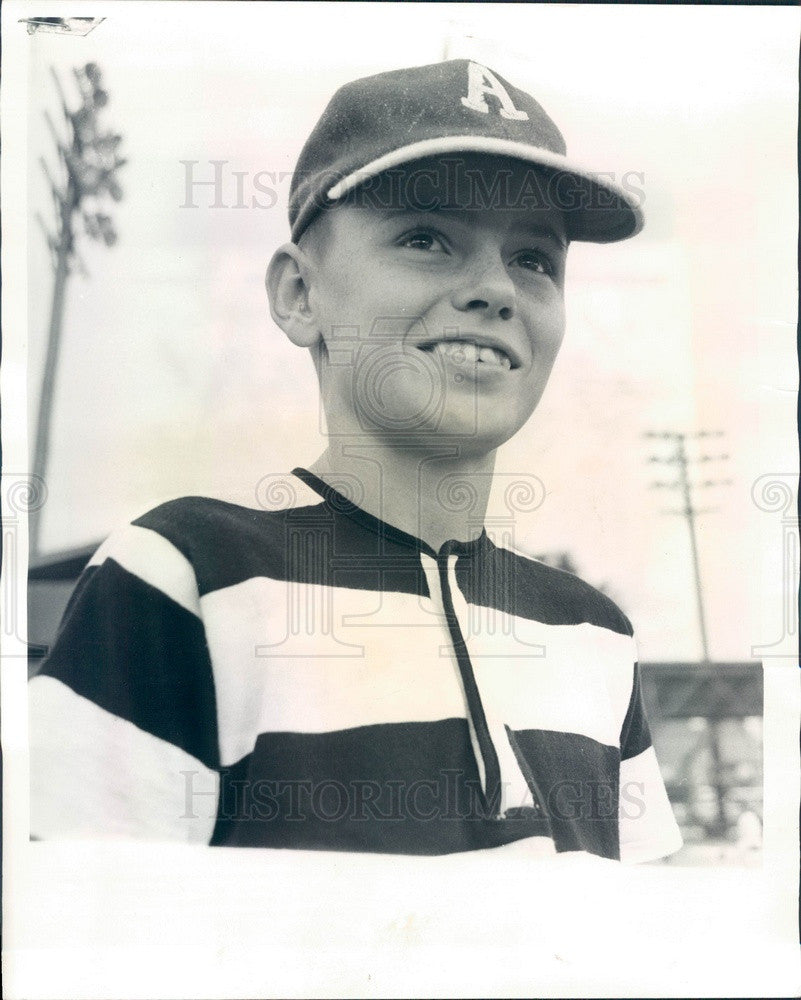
[436,541,502,815]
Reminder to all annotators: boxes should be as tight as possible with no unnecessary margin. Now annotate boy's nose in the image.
[450,258,516,322]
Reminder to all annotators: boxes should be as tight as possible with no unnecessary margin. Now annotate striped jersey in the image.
[29,467,682,862]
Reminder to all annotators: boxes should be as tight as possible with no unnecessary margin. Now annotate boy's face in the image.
[302,154,568,456]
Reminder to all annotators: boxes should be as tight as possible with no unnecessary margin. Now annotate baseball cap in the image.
[289,59,643,245]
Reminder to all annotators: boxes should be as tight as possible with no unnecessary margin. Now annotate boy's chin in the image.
[356,414,526,456]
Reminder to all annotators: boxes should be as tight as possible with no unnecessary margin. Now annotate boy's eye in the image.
[514,249,555,276]
[399,230,446,252]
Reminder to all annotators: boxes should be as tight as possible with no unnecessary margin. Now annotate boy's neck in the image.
[307,441,496,551]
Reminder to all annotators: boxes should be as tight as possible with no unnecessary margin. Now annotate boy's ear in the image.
[265,242,320,348]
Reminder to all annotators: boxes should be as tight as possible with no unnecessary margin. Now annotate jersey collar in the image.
[291,466,489,560]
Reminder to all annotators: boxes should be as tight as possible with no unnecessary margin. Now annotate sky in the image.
[14,1,800,662]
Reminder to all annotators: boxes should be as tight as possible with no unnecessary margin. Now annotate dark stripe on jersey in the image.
[511,729,621,859]
[134,497,432,600]
[619,664,653,761]
[456,544,634,635]
[209,719,552,854]
[39,560,220,769]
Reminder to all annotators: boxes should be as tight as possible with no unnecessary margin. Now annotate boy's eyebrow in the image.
[374,207,568,250]
[511,223,568,250]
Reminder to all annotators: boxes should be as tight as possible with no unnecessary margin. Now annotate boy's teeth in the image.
[429,341,511,368]
[456,342,479,363]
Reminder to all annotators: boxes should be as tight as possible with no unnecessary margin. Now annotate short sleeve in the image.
[29,523,221,843]
[618,663,683,863]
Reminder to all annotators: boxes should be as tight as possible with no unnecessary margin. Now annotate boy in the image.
[29,59,682,862]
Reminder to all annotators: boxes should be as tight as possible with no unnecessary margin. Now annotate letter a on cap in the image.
[460,62,529,121]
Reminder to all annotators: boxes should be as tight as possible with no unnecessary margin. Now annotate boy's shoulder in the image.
[130,475,326,549]
[485,537,634,638]
[93,477,327,595]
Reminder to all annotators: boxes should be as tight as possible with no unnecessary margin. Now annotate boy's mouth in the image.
[417,339,516,371]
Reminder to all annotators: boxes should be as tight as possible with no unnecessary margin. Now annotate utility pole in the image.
[31,63,126,556]
[646,430,731,663]
[646,430,732,840]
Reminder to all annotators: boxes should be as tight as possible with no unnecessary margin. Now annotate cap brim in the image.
[325,135,643,244]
